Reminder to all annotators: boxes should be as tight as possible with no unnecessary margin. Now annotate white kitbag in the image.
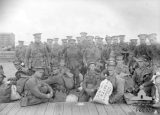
[93,79,113,105]
[10,85,21,100]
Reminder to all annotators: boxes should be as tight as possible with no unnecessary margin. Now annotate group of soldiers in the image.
[0,32,160,107]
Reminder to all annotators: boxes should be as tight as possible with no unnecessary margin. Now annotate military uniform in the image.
[20,67,53,107]
[147,33,160,70]
[60,39,68,58]
[15,41,26,63]
[64,39,83,89]
[95,37,104,51]
[103,66,125,103]
[79,68,101,102]
[103,36,112,62]
[132,56,155,97]
[83,36,102,65]
[133,34,150,60]
[50,38,61,64]
[25,33,50,72]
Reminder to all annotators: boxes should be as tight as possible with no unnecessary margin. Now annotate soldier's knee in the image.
[155,77,160,84]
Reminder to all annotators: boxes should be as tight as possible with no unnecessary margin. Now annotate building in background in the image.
[0,33,15,50]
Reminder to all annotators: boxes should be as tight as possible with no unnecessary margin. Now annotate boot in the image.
[152,84,160,108]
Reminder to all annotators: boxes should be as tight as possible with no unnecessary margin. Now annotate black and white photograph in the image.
[0,0,160,114]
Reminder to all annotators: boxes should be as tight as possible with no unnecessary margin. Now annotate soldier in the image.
[152,66,160,107]
[15,40,26,64]
[132,56,155,97]
[147,33,160,72]
[79,61,101,102]
[133,34,150,60]
[64,38,83,90]
[118,35,130,64]
[129,39,138,54]
[50,38,60,68]
[80,32,88,50]
[25,33,50,73]
[60,39,68,58]
[76,37,83,51]
[20,66,53,107]
[46,38,53,52]
[102,66,125,103]
[83,36,102,66]
[95,36,104,50]
[103,35,112,64]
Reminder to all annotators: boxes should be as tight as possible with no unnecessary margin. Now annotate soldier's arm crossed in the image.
[27,78,51,99]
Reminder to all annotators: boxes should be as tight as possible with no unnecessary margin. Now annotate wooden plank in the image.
[87,103,99,115]
[111,104,127,115]
[128,105,146,115]
[0,103,15,115]
[95,103,108,115]
[44,103,55,115]
[71,103,80,115]
[79,102,89,115]
[119,104,136,115]
[25,105,39,115]
[63,103,72,115]
[35,103,48,115]
[54,103,63,115]
[104,104,117,115]
[16,106,30,115]
[0,103,8,111]
[7,103,21,115]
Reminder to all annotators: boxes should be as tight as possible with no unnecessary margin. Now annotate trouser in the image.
[71,67,80,89]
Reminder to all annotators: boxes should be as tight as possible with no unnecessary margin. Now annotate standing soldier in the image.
[118,35,130,65]
[129,39,138,55]
[103,35,112,64]
[45,38,53,58]
[15,40,26,64]
[76,37,83,51]
[25,33,50,73]
[147,33,160,71]
[83,36,102,66]
[133,34,150,60]
[60,39,68,58]
[64,38,83,90]
[50,38,60,67]
[80,32,88,50]
[95,36,104,50]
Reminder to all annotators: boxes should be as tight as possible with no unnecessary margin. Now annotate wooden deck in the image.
[0,102,160,115]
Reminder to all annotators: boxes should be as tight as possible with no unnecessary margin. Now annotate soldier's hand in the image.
[46,94,52,99]
[139,85,144,90]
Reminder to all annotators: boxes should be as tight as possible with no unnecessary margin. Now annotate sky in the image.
[0,0,160,44]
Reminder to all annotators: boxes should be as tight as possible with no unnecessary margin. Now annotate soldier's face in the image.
[14,64,22,70]
[34,37,41,43]
[149,38,156,45]
[108,69,114,75]
[106,39,112,44]
[113,39,118,44]
[89,64,96,70]
[60,60,65,66]
[36,71,44,78]
[137,61,144,67]
[139,38,146,44]
[119,38,124,42]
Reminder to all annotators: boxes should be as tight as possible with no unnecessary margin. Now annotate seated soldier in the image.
[116,59,129,74]
[20,66,53,107]
[79,61,101,102]
[44,62,74,91]
[132,56,156,97]
[152,66,160,107]
[0,65,12,103]
[13,60,34,76]
[102,66,125,104]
